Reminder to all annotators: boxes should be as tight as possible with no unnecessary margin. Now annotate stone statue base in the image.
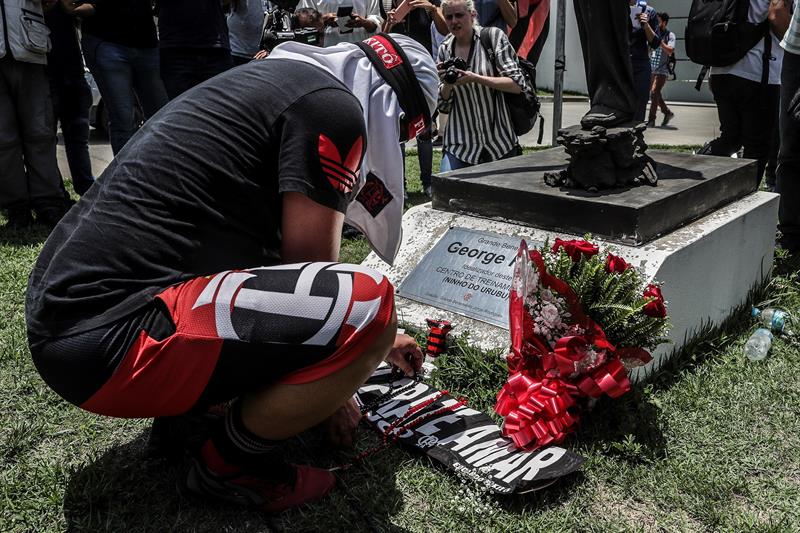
[544,123,659,191]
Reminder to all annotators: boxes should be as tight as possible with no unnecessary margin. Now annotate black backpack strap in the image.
[761,30,772,87]
[695,65,709,92]
[478,27,497,73]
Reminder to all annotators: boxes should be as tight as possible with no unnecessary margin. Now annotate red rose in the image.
[642,284,667,318]
[605,253,630,273]
[552,238,599,261]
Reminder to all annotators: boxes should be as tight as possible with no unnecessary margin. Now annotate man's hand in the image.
[636,12,649,26]
[385,333,424,376]
[323,12,338,26]
[324,397,361,448]
[769,0,791,40]
[409,0,436,14]
[347,14,377,32]
[253,49,269,60]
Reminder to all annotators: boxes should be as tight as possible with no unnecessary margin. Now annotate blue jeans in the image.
[82,33,168,155]
[440,151,472,172]
[440,145,521,172]
[50,75,94,195]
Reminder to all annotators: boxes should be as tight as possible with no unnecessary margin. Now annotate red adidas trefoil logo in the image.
[318,134,363,194]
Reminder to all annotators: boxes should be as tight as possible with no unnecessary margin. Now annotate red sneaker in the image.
[185,441,336,513]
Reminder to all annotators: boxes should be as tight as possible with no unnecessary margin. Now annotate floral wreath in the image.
[495,238,670,450]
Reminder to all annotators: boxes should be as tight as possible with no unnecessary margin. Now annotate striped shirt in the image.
[781,5,800,54]
[437,26,529,165]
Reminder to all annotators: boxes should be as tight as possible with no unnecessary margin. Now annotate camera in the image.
[260,3,323,52]
[442,57,467,84]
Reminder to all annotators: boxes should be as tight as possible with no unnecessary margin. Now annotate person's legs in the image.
[776,51,800,250]
[700,74,746,157]
[648,73,659,122]
[740,84,780,186]
[83,34,137,155]
[573,0,636,127]
[632,61,651,123]
[57,76,95,195]
[34,263,397,510]
[128,46,169,120]
[9,60,67,221]
[657,76,671,115]
[0,58,31,225]
[417,127,433,192]
[649,73,668,122]
[439,150,472,172]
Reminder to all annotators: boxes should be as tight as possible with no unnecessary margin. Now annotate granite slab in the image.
[431,148,757,245]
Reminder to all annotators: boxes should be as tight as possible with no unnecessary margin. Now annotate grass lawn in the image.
[2,148,799,532]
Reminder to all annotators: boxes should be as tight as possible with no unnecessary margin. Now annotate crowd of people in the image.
[0,0,550,230]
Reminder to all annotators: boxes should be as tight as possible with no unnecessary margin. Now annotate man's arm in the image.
[60,0,95,16]
[769,0,792,41]
[281,192,344,263]
[497,0,517,29]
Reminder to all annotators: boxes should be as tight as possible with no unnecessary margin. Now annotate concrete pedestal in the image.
[362,192,779,378]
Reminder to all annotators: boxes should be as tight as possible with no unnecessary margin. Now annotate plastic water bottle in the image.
[751,307,788,334]
[744,328,773,362]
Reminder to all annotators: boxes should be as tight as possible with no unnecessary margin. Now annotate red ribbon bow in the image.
[497,241,646,450]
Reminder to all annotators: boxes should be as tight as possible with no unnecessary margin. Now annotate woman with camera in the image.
[437,0,530,171]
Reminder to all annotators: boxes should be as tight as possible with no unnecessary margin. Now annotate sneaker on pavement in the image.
[646,119,656,128]
[662,112,675,127]
[185,441,336,513]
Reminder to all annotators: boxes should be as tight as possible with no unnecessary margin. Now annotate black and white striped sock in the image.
[210,400,284,471]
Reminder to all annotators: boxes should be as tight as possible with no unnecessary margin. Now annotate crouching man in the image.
[26,33,436,512]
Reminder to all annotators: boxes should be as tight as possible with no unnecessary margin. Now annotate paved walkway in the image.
[58,100,722,181]
[520,98,720,148]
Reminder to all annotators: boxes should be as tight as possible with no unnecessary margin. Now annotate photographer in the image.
[647,11,675,127]
[628,0,661,123]
[437,0,531,171]
[299,0,382,46]
[257,4,324,55]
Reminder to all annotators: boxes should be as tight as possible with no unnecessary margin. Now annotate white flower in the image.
[541,303,560,325]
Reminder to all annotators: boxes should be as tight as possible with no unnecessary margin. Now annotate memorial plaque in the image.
[397,227,538,328]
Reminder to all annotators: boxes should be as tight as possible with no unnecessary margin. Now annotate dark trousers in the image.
[704,74,780,186]
[632,59,651,122]
[401,127,434,188]
[82,34,169,155]
[0,56,64,211]
[573,0,636,116]
[50,75,94,195]
[776,51,800,245]
[160,48,234,100]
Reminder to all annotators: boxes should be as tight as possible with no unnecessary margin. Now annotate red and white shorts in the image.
[32,262,395,418]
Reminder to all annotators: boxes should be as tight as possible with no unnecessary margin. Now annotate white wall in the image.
[536,0,715,104]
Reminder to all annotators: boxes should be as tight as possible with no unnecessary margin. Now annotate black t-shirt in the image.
[157,0,230,49]
[81,0,159,48]
[45,4,84,79]
[26,59,366,338]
